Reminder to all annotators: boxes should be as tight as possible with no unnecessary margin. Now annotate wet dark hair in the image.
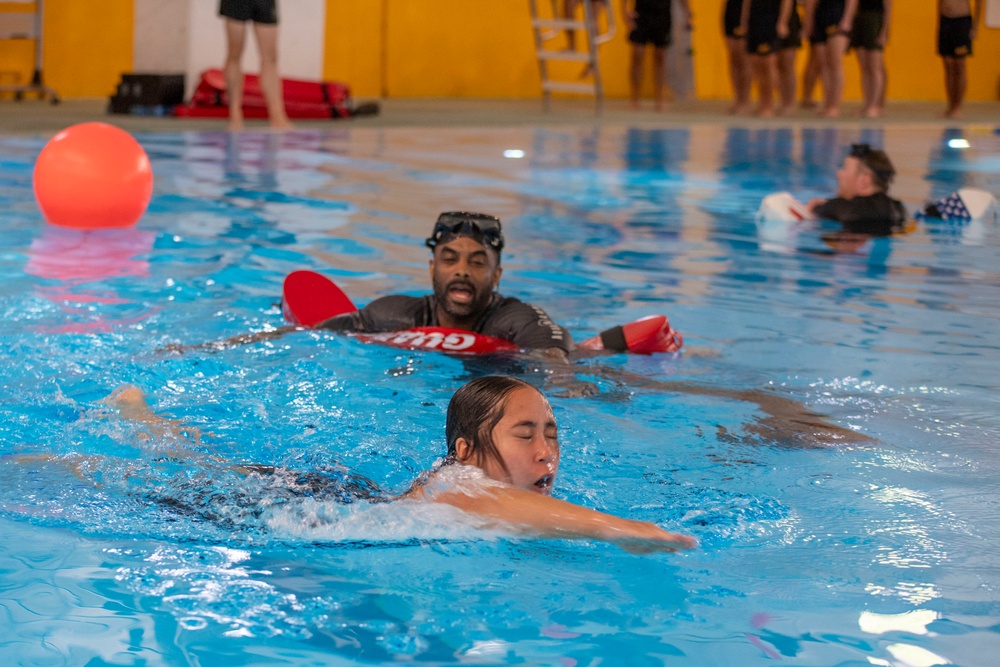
[445,376,542,477]
[849,144,896,192]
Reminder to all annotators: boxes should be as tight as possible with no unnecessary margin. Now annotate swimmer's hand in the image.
[806,197,828,213]
[605,521,698,554]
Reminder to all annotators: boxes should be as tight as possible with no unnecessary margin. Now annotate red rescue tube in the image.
[351,327,519,355]
[578,315,683,355]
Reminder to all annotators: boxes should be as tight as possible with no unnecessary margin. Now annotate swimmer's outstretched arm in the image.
[160,325,304,354]
[416,483,696,554]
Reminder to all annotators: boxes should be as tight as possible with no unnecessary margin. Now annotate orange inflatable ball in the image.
[33,122,153,230]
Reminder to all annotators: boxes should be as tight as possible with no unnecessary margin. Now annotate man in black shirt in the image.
[316,212,574,359]
[807,143,907,236]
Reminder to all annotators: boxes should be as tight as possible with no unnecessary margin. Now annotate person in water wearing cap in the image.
[315,212,573,360]
[807,144,906,236]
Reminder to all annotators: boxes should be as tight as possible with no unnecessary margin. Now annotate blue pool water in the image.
[1,123,999,666]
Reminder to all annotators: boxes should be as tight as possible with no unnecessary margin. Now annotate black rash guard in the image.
[316,293,573,353]
[813,192,907,236]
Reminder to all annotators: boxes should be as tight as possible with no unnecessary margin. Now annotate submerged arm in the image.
[160,324,303,354]
[425,482,696,554]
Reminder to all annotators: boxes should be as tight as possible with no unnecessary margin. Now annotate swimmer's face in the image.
[836,156,871,199]
[430,236,502,323]
[457,386,559,495]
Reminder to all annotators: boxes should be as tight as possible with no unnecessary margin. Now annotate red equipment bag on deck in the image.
[174,68,355,119]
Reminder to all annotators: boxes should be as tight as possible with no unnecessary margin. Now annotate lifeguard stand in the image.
[528,0,615,112]
[0,0,59,103]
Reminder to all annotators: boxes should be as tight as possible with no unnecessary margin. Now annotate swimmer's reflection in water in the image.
[96,376,697,554]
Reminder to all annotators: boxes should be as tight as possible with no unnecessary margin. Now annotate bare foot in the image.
[628,100,640,111]
[945,106,962,119]
[103,384,148,411]
[755,106,774,118]
[821,107,840,118]
[776,105,792,117]
[728,103,751,115]
[102,385,203,444]
[863,106,882,118]
[268,118,296,131]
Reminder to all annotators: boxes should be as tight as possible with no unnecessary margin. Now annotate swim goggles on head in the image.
[425,211,505,253]
[849,143,894,188]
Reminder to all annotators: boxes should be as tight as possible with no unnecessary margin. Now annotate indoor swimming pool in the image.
[1,122,998,665]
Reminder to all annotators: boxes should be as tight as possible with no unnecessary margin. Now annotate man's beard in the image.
[433,276,492,322]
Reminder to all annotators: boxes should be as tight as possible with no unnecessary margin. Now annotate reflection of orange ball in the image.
[33,122,153,229]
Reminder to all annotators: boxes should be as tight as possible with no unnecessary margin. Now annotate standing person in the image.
[741,0,795,117]
[775,0,802,114]
[723,0,753,114]
[623,0,692,111]
[938,0,982,119]
[803,0,859,117]
[220,0,294,131]
[799,39,821,108]
[564,0,610,77]
[851,0,891,118]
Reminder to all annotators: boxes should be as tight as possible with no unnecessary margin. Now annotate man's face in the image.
[835,156,871,199]
[430,236,502,323]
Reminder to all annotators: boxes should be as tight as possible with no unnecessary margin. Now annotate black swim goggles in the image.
[425,211,505,253]
[849,143,894,188]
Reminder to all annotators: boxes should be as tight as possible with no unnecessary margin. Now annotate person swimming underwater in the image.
[102,376,697,554]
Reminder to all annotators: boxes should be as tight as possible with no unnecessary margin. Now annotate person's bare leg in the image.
[653,46,669,111]
[865,49,885,117]
[223,19,248,131]
[103,385,203,445]
[878,57,887,111]
[565,0,580,51]
[629,44,644,109]
[726,37,752,114]
[822,34,848,117]
[801,44,820,108]
[253,22,294,130]
[751,54,777,116]
[856,48,873,115]
[776,48,797,114]
[946,58,967,118]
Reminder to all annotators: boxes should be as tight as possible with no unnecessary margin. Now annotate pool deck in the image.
[2,97,998,136]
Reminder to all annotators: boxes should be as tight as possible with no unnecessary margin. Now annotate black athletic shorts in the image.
[746,0,781,55]
[778,5,802,50]
[938,15,973,58]
[810,0,847,44]
[724,0,744,39]
[850,10,884,50]
[219,0,278,25]
[630,11,672,47]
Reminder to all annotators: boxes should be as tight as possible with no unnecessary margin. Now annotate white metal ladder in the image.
[528,0,614,112]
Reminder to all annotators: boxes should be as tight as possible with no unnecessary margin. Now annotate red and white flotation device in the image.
[281,270,517,355]
[281,270,682,356]
[756,192,816,224]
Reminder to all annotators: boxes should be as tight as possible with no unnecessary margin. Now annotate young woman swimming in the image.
[105,376,696,553]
